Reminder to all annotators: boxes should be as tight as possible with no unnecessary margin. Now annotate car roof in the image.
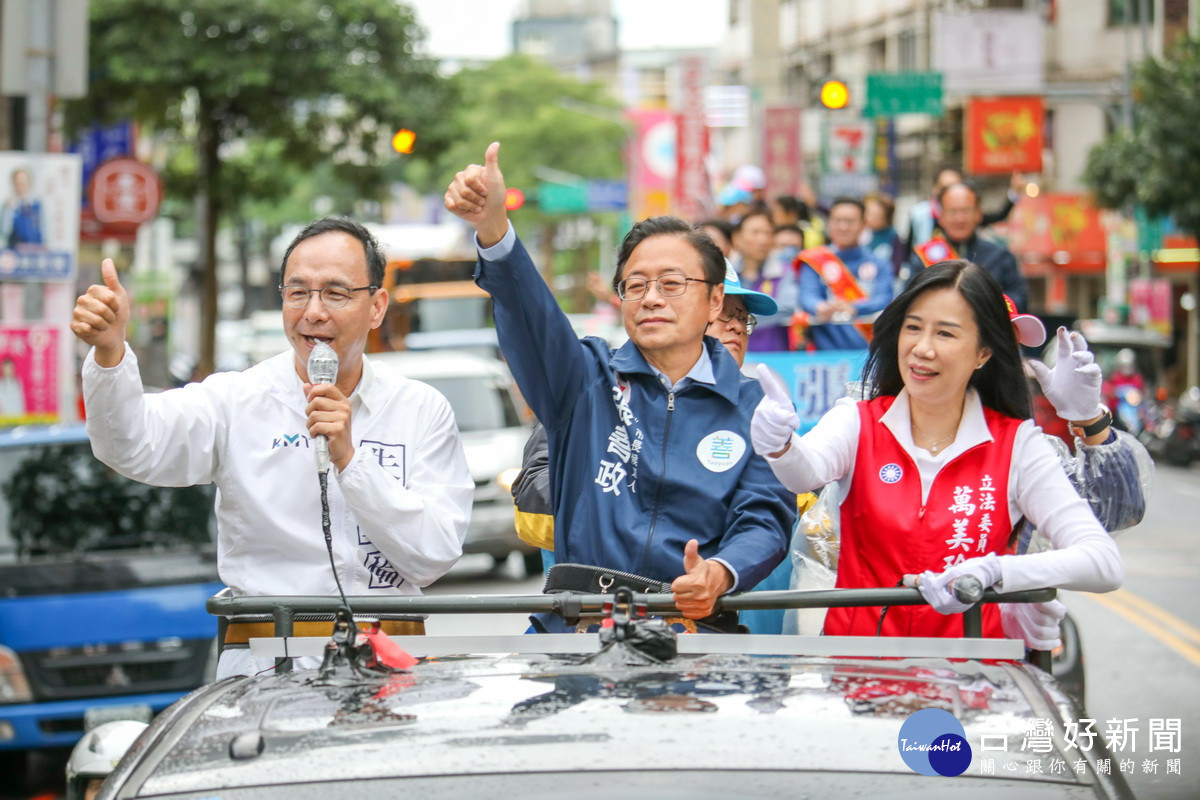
[368,348,511,381]
[112,647,1118,798]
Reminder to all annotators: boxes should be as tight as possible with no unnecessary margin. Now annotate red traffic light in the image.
[391,129,416,153]
[504,188,526,210]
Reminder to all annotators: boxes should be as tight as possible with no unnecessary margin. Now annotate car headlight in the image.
[0,645,32,704]
[495,467,522,494]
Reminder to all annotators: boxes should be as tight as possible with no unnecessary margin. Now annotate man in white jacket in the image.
[71,217,473,678]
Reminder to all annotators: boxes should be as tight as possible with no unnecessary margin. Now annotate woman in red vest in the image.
[749,260,1123,639]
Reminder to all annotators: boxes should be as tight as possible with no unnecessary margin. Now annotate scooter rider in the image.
[66,720,148,800]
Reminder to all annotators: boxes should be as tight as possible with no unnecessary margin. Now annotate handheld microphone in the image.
[306,342,339,472]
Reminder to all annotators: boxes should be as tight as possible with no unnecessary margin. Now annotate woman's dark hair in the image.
[613,216,726,293]
[281,216,386,288]
[866,193,896,226]
[863,259,1031,420]
[773,194,810,221]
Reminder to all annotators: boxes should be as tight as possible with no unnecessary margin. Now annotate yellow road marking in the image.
[1082,589,1200,669]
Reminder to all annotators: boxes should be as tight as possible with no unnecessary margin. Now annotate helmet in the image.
[1116,348,1137,373]
[66,720,148,800]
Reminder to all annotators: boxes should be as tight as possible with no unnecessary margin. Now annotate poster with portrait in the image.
[0,152,81,282]
[0,325,58,427]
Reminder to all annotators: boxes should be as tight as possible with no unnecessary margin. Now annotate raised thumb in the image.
[101,258,123,293]
[682,539,704,574]
[756,363,792,406]
[484,141,501,171]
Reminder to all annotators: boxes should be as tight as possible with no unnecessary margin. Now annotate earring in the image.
[975,364,984,370]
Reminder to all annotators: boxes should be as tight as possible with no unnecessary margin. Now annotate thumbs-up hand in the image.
[751,363,800,457]
[670,538,733,620]
[444,141,509,247]
[70,258,130,367]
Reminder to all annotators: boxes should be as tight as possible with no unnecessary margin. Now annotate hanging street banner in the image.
[965,96,1044,175]
[763,106,803,200]
[0,152,81,282]
[674,55,711,223]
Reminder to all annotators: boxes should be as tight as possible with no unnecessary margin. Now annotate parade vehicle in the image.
[91,585,1136,800]
[0,423,221,787]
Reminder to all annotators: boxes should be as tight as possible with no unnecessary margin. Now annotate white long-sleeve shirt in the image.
[767,389,1123,595]
[83,346,473,599]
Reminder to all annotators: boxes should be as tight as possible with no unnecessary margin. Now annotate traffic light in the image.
[504,188,526,211]
[391,129,416,154]
[818,80,850,110]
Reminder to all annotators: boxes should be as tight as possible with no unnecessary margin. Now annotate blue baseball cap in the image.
[722,260,777,316]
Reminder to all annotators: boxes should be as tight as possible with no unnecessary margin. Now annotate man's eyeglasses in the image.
[717,310,758,334]
[616,275,714,301]
[279,284,377,309]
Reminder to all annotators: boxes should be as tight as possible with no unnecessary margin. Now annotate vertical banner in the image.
[873,117,897,197]
[0,152,82,281]
[965,97,1044,175]
[763,106,802,200]
[626,110,675,222]
[0,326,59,426]
[674,56,710,222]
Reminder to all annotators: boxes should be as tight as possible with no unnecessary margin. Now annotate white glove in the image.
[918,553,1003,615]
[1027,327,1104,421]
[1000,599,1067,650]
[752,363,800,457]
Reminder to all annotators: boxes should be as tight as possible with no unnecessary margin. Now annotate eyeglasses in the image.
[616,275,714,301]
[717,310,758,334]
[279,284,377,309]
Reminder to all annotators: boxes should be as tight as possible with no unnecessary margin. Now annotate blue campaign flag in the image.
[747,350,868,433]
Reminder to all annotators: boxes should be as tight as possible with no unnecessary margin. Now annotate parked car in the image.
[0,424,222,788]
[368,350,538,573]
[94,588,1135,800]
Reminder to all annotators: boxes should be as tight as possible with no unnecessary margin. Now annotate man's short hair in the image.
[937,181,980,208]
[281,217,385,287]
[613,216,725,294]
[829,196,865,216]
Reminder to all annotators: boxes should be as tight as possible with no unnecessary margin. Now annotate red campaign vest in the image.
[914,236,958,268]
[824,396,1022,639]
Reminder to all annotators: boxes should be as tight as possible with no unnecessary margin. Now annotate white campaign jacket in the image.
[83,346,473,599]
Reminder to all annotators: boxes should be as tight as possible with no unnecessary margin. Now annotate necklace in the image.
[912,422,956,454]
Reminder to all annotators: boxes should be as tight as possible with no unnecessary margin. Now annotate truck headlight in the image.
[0,646,32,704]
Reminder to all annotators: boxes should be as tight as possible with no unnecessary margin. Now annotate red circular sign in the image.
[89,157,162,225]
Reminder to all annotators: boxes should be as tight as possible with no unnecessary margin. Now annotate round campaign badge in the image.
[858,262,877,282]
[879,463,903,484]
[926,241,949,262]
[696,430,746,473]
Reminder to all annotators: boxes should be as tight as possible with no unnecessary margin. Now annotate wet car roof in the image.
[110,649,1126,799]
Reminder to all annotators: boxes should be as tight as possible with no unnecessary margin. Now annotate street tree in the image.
[425,55,627,302]
[70,0,456,375]
[1083,33,1200,244]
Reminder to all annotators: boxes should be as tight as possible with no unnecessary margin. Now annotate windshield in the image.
[423,376,521,432]
[0,439,215,564]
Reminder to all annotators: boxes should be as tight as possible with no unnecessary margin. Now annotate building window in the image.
[869,38,887,71]
[898,30,917,71]
[1108,0,1155,25]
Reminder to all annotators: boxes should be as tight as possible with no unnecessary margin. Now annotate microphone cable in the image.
[319,468,353,614]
